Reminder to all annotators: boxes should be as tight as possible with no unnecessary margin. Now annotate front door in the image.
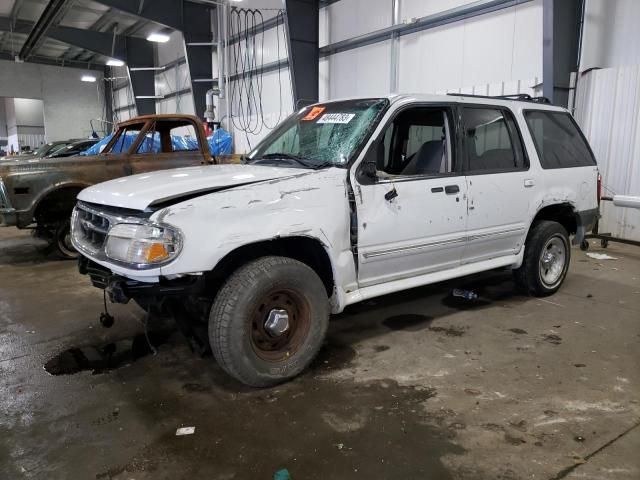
[355,106,468,287]
[460,106,534,263]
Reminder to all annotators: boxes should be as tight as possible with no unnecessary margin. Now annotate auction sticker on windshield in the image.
[317,113,356,124]
[302,106,325,121]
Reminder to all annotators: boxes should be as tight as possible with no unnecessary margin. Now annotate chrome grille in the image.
[72,205,112,254]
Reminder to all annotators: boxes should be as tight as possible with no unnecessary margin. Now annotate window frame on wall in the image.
[460,105,530,175]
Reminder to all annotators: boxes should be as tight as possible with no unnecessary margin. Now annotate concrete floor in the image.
[1,227,639,480]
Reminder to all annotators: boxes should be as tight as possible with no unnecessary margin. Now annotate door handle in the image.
[444,185,460,194]
[524,179,535,188]
[431,187,444,193]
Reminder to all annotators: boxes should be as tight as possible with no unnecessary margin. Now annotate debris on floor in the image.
[176,426,196,436]
[273,468,291,480]
[586,252,618,260]
[452,289,478,300]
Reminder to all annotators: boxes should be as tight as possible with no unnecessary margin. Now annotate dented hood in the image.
[77,163,308,210]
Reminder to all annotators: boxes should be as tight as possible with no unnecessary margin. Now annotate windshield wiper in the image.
[251,152,318,169]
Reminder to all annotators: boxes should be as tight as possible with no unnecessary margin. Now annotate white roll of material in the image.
[612,195,640,210]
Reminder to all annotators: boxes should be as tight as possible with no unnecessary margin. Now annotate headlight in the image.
[105,222,182,266]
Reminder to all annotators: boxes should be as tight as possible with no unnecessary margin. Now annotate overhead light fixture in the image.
[146,32,170,43]
[81,74,97,82]
[106,58,125,67]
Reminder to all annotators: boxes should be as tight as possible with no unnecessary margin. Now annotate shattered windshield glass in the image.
[248,98,389,168]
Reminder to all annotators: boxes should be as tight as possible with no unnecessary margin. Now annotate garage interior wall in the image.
[319,0,543,99]
[0,59,103,142]
[225,13,294,153]
[572,0,640,242]
[3,97,45,152]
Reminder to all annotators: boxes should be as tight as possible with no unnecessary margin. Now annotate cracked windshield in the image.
[248,98,389,169]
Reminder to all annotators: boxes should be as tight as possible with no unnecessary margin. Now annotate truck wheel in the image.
[53,219,79,259]
[209,256,329,387]
[514,221,571,297]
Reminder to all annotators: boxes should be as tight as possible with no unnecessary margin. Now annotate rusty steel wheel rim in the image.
[248,288,311,363]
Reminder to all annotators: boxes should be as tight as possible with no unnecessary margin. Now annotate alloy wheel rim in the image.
[539,235,567,287]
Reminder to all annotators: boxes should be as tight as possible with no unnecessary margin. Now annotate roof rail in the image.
[446,93,552,104]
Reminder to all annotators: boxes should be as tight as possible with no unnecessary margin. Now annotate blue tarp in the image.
[80,128,233,156]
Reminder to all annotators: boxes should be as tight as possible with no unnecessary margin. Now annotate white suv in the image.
[72,94,599,387]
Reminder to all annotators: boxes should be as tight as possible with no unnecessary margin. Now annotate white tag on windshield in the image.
[317,113,356,124]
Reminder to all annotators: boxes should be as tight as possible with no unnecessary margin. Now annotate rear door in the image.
[461,106,534,263]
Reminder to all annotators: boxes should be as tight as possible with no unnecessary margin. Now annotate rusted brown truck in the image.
[0,114,216,258]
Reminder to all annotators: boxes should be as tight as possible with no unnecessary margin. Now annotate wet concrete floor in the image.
[1,227,639,479]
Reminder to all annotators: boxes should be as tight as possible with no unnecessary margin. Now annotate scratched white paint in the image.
[76,94,597,313]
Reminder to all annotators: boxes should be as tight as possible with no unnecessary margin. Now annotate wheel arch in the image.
[33,182,91,224]
[205,235,336,299]
[530,202,579,237]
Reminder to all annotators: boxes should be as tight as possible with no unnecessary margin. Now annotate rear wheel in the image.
[514,221,571,296]
[209,256,329,387]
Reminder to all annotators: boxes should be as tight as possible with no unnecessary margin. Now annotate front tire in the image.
[514,221,571,296]
[53,219,79,259]
[209,256,329,387]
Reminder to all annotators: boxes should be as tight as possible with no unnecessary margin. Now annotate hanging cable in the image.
[228,8,287,150]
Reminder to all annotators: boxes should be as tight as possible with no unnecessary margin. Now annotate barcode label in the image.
[317,113,356,124]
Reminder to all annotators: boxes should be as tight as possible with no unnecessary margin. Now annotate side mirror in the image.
[361,158,377,179]
[358,142,380,184]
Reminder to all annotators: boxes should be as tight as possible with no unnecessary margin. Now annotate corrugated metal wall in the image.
[573,65,640,242]
[320,0,543,100]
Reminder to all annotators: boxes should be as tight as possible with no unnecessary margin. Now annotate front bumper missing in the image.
[78,256,203,304]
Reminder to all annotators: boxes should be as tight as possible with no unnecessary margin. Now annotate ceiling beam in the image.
[19,0,71,60]
[0,50,102,70]
[93,0,183,31]
[0,16,130,61]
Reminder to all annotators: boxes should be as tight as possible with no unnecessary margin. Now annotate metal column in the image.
[284,0,319,107]
[183,1,215,119]
[126,36,156,115]
[542,0,583,106]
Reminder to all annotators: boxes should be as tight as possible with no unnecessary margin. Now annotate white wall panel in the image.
[0,60,103,141]
[156,31,186,66]
[574,65,640,241]
[401,0,475,19]
[154,63,191,97]
[398,1,542,94]
[581,0,640,71]
[322,0,392,45]
[328,41,391,99]
[228,67,294,154]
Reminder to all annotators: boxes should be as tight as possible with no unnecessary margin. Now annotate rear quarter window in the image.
[524,111,596,169]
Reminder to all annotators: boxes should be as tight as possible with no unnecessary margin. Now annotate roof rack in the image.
[446,93,552,104]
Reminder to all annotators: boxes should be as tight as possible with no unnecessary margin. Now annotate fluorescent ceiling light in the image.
[106,58,125,67]
[147,32,170,43]
[81,74,97,82]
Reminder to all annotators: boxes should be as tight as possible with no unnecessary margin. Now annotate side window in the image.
[170,124,199,152]
[376,108,453,177]
[463,108,527,172]
[108,126,143,153]
[524,111,596,169]
[136,129,160,154]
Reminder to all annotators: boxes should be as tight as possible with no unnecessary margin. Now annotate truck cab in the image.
[0,114,213,258]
